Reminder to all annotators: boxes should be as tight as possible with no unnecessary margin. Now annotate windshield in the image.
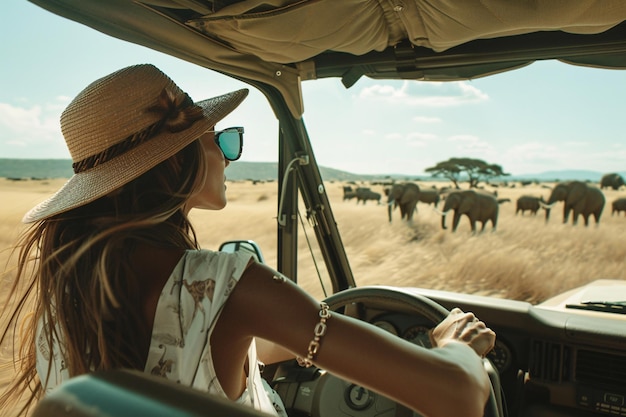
[304,62,626,302]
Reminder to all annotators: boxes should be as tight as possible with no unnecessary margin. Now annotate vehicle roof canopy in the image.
[28,0,626,117]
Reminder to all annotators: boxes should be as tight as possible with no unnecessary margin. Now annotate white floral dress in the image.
[36,249,287,416]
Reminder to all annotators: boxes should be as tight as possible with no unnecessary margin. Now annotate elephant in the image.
[343,185,356,201]
[418,189,440,207]
[342,185,357,201]
[540,181,605,226]
[439,189,498,232]
[612,197,626,216]
[600,173,625,190]
[355,187,381,205]
[515,195,545,216]
[385,182,420,222]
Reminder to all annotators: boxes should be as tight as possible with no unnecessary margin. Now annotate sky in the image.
[2,1,625,177]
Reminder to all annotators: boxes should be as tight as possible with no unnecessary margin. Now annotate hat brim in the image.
[23,88,249,223]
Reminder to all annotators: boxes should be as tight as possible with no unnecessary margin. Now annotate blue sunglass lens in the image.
[216,128,243,161]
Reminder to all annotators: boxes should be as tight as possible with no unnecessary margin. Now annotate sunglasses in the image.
[210,126,244,161]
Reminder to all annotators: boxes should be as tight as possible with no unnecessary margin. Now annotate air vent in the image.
[529,340,571,382]
[576,350,626,388]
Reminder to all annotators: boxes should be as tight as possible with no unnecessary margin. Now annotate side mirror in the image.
[219,240,265,264]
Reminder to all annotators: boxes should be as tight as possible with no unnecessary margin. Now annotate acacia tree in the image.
[425,157,509,188]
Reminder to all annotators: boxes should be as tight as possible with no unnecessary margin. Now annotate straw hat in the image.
[23,64,248,223]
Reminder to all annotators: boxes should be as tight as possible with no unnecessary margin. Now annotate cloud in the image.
[4,139,27,148]
[408,132,437,141]
[444,135,495,160]
[0,103,58,136]
[0,101,64,157]
[503,140,625,173]
[448,134,485,146]
[509,142,567,166]
[510,142,558,156]
[48,95,72,112]
[499,142,567,173]
[407,132,437,148]
[383,132,404,141]
[358,80,488,107]
[377,130,438,151]
[563,140,590,148]
[412,116,442,123]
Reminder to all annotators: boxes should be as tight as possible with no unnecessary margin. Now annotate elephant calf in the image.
[612,197,626,216]
[516,195,545,216]
[356,187,381,205]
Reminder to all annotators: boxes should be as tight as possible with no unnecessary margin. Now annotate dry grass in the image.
[159,178,626,302]
[1,177,625,415]
[2,177,624,302]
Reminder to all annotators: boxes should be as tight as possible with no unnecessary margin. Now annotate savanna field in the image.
[1,177,625,415]
[187,178,626,302]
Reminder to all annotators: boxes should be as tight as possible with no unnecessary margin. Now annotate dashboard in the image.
[270,284,626,417]
[371,312,513,374]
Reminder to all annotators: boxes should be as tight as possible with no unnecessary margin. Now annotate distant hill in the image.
[0,159,402,183]
[222,162,381,182]
[506,170,626,183]
[226,165,624,183]
[0,159,623,184]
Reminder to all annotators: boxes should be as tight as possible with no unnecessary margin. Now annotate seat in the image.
[32,369,269,417]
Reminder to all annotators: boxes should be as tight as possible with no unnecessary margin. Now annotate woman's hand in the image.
[430,308,496,357]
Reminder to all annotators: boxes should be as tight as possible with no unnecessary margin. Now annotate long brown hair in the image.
[0,139,207,415]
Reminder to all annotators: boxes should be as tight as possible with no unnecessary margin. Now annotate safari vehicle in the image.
[26,1,626,417]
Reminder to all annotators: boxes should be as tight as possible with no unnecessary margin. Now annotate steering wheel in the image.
[313,286,504,417]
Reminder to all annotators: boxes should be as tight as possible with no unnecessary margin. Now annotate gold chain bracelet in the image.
[297,302,331,368]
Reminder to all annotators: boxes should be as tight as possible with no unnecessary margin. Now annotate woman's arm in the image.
[255,337,294,365]
[216,261,495,417]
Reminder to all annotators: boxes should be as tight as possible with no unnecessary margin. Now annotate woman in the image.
[1,64,495,417]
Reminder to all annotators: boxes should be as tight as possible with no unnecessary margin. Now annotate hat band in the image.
[72,89,204,174]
